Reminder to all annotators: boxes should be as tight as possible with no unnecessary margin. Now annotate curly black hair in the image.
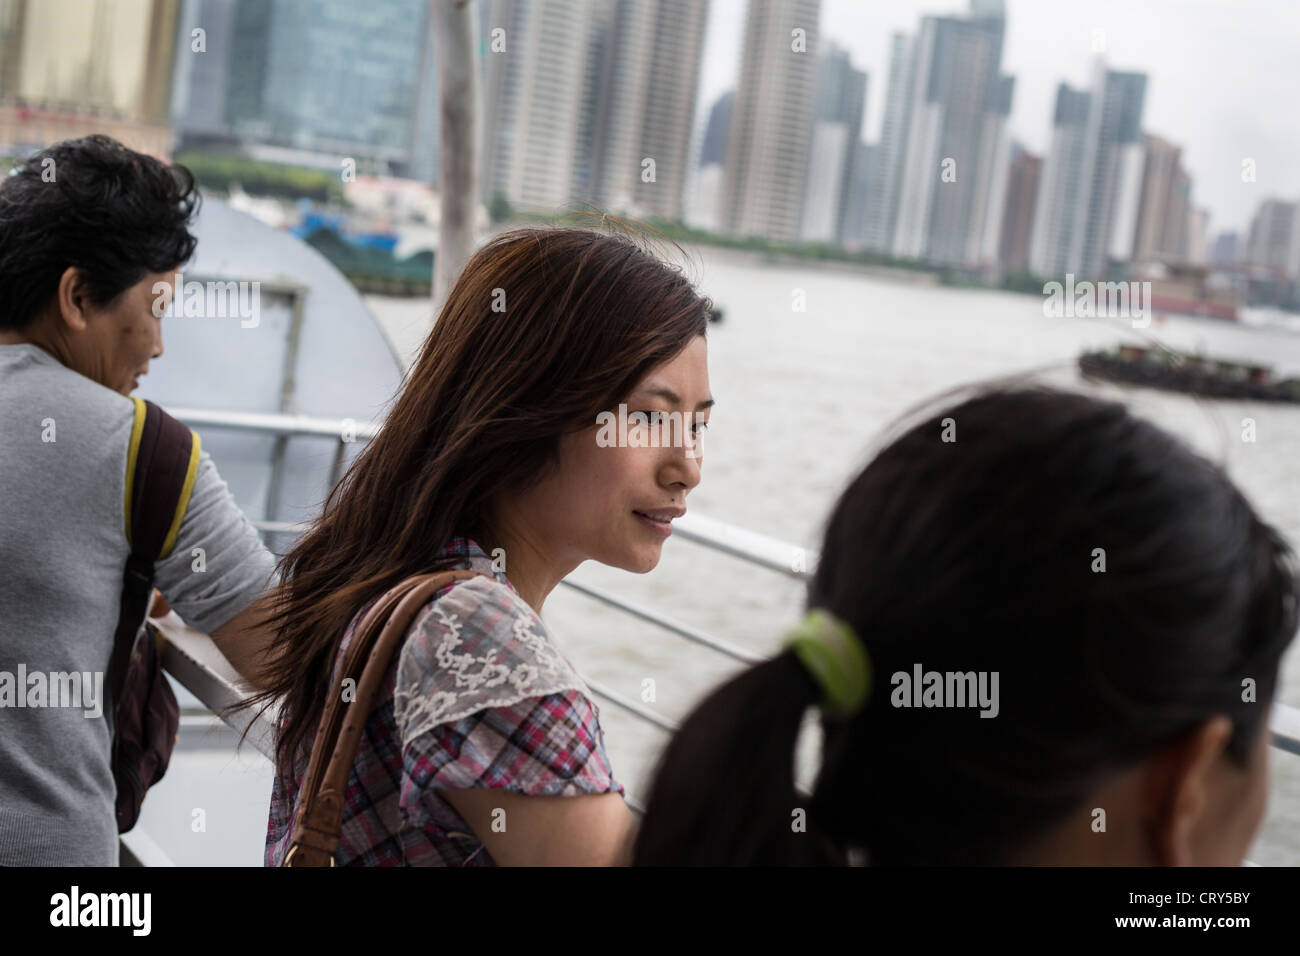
[0,134,200,331]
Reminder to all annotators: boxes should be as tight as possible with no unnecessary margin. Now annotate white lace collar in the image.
[392,569,593,745]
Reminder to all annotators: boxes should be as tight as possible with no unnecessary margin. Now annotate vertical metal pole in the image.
[432,0,481,316]
[329,437,348,487]
[265,286,306,526]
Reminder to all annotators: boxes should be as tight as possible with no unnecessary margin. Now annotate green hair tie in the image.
[785,609,871,719]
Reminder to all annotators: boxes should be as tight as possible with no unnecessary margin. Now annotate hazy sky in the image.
[697,0,1300,235]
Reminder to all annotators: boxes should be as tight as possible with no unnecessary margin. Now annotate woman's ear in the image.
[1142,715,1233,865]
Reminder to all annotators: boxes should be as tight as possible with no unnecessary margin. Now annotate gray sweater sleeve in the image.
[151,449,278,634]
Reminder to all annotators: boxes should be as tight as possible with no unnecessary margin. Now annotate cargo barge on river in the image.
[1079,344,1300,403]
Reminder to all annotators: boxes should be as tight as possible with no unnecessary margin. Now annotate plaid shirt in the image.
[265,538,624,866]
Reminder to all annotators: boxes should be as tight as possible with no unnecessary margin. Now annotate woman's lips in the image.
[634,510,673,538]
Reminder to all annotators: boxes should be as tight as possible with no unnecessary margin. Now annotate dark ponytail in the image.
[633,384,1300,865]
[632,653,847,865]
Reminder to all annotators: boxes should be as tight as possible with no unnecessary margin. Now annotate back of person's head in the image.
[0,134,199,331]
[633,385,1299,865]
[252,224,713,774]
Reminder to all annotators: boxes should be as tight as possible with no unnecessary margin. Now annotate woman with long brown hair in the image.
[251,226,714,866]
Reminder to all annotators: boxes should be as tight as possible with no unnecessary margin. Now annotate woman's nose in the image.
[662,442,703,491]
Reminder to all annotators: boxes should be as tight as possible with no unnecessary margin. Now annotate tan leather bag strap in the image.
[283,568,490,866]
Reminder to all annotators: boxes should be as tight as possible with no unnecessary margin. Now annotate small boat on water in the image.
[1079,344,1300,404]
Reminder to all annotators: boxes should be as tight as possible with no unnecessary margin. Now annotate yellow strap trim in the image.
[160,429,201,560]
[123,397,148,546]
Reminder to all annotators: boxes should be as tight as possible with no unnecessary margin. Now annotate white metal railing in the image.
[125,407,1300,865]
[242,517,781,669]
[168,407,381,442]
[1273,702,1300,757]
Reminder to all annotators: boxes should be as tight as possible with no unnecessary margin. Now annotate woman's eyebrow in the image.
[632,385,715,410]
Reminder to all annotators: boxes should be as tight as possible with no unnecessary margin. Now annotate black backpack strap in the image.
[111,398,202,710]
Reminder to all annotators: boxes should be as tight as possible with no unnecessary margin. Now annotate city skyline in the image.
[699,0,1300,235]
[2,0,1296,287]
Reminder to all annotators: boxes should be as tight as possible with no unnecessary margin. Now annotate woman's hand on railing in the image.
[150,589,171,619]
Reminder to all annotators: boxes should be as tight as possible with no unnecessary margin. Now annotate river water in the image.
[141,245,1300,865]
